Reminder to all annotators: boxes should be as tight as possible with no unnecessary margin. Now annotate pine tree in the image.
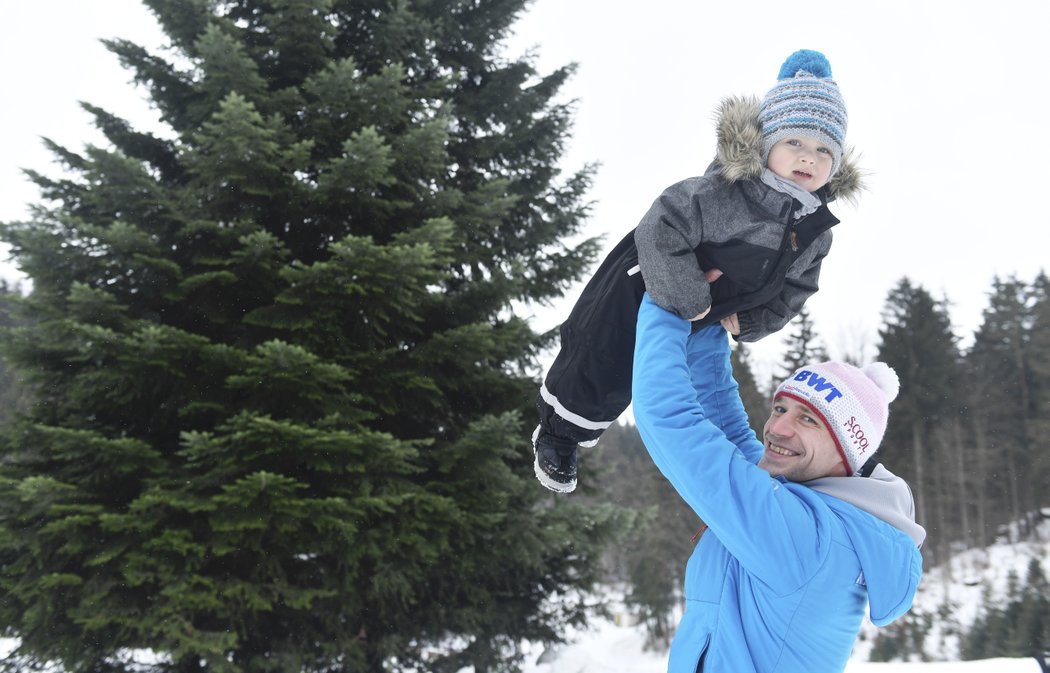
[1025,271,1050,518]
[962,560,1050,660]
[967,275,1037,542]
[0,2,625,672]
[586,422,699,650]
[730,343,769,435]
[876,278,960,564]
[777,305,829,381]
[0,281,30,424]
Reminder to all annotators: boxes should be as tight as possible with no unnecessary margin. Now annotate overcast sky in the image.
[3,0,1049,381]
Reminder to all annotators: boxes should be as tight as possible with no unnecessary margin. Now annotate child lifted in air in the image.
[534,49,863,493]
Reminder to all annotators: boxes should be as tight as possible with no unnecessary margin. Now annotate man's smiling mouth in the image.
[767,444,799,457]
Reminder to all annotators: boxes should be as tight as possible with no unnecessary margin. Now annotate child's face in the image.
[766,137,834,192]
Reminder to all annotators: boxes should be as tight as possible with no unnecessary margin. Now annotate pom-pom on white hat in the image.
[774,360,900,476]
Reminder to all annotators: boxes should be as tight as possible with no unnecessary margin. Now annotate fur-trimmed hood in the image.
[713,95,864,204]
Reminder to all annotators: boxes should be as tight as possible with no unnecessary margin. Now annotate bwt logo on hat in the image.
[792,370,843,403]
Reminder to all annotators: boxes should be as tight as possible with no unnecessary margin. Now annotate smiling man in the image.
[632,294,925,673]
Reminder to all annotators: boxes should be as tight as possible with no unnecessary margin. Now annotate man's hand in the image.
[721,314,740,335]
[689,268,725,321]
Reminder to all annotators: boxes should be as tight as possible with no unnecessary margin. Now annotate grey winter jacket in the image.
[634,96,863,342]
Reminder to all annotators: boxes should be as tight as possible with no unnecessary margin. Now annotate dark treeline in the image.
[877,274,1050,567]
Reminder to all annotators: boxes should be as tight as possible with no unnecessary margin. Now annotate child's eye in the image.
[786,139,801,147]
[818,147,831,154]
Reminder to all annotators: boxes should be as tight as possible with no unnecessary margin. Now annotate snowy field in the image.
[515,615,1044,672]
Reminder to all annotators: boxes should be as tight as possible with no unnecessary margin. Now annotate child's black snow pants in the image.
[536,230,647,447]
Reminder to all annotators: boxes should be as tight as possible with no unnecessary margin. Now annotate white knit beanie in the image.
[774,361,900,476]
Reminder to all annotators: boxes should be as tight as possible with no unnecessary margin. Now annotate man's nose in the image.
[767,414,794,437]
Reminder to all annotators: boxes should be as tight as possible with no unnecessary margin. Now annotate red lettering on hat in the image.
[844,416,870,454]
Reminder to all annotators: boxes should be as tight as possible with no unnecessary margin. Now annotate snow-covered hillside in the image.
[522,515,1050,673]
[517,614,1043,673]
[853,513,1050,662]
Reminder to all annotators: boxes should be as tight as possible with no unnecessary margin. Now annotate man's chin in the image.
[757,458,782,477]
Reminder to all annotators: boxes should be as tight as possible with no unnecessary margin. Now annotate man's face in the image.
[758,395,848,482]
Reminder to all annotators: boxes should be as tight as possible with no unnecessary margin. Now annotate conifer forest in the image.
[0,1,1047,672]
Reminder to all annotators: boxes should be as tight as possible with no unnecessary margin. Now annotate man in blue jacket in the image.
[632,294,924,672]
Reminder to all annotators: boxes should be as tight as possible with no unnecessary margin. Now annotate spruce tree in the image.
[967,275,1038,540]
[777,305,829,381]
[730,343,769,435]
[0,2,625,672]
[876,278,960,563]
[586,422,698,650]
[1025,271,1050,515]
[0,281,30,425]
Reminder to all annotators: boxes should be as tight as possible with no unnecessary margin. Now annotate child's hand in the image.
[721,314,740,335]
[689,268,725,321]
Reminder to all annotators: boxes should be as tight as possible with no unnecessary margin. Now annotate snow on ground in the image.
[855,514,1050,661]
[521,516,1050,672]
[517,615,1043,672]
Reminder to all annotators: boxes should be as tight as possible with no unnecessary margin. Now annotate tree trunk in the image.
[1006,446,1022,544]
[952,417,972,549]
[912,419,927,530]
[973,414,991,550]
[930,424,947,569]
[1013,321,1035,538]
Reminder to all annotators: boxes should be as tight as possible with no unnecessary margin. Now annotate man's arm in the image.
[685,325,765,463]
[632,294,830,591]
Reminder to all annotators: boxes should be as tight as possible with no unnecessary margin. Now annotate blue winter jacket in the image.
[632,295,923,673]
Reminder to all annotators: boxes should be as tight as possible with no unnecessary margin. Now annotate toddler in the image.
[534,49,863,493]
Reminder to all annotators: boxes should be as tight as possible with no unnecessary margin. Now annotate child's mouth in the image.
[793,170,813,179]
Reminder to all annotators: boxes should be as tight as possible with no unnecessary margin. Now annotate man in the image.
[632,294,924,673]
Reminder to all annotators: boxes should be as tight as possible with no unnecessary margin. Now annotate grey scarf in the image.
[760,168,822,219]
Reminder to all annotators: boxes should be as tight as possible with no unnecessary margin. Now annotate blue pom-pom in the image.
[778,49,832,79]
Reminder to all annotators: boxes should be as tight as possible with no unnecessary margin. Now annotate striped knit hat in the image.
[759,49,848,177]
[773,361,900,477]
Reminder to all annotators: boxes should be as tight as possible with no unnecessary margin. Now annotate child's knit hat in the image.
[773,361,900,477]
[759,49,848,178]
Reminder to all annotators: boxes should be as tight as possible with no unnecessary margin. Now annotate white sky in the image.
[3,0,1050,380]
